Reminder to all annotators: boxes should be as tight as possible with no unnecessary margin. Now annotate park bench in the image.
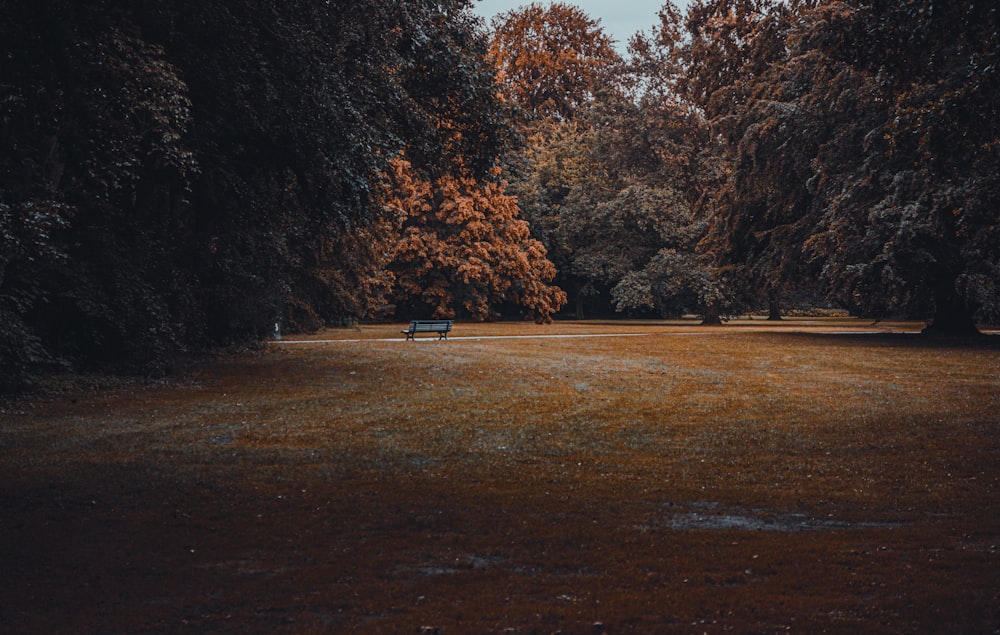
[401,319,454,341]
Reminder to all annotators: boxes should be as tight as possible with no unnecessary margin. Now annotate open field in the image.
[2,319,998,634]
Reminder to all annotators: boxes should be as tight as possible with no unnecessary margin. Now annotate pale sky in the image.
[470,0,689,53]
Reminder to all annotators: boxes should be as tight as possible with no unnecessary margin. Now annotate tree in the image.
[803,0,1000,334]
[0,0,514,389]
[502,118,593,316]
[681,0,784,125]
[488,2,727,321]
[487,2,620,120]
[679,0,813,318]
[1,0,201,381]
[536,5,731,323]
[699,0,1000,334]
[136,0,514,337]
[559,179,713,319]
[381,159,566,322]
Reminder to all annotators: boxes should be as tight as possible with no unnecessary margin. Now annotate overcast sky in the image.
[470,0,689,53]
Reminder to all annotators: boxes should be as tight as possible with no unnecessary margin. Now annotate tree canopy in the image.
[0,0,514,389]
[380,159,566,322]
[692,0,1000,333]
[496,2,731,322]
[487,2,620,120]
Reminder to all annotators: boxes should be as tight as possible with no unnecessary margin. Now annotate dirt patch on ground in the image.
[2,319,998,633]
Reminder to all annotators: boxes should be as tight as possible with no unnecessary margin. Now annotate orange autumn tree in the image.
[381,158,566,322]
[488,2,619,121]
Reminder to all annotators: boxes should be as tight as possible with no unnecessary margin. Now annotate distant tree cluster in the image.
[493,0,998,330]
[493,2,737,322]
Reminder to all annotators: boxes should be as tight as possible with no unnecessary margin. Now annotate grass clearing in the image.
[2,319,998,633]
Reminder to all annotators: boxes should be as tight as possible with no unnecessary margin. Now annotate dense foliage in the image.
[686,0,1000,332]
[379,159,566,322]
[503,0,998,328]
[0,0,513,389]
[496,2,730,321]
[487,2,620,121]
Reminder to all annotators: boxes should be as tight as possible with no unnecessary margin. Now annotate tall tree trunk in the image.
[701,301,723,326]
[767,295,782,321]
[923,280,980,337]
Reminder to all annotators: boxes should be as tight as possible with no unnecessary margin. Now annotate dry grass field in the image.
[2,319,998,634]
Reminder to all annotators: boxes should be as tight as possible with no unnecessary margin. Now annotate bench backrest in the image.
[408,320,453,332]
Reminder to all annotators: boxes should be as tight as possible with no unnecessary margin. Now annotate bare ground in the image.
[1,319,998,634]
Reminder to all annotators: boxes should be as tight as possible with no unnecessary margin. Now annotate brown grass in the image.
[2,318,998,634]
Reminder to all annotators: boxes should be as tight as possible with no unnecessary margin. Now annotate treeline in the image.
[494,0,999,331]
[2,0,998,391]
[0,0,548,390]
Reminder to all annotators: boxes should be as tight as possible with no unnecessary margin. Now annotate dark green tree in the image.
[541,5,729,322]
[1,1,200,387]
[680,0,808,318]
[698,0,999,334]
[0,0,513,390]
[804,0,1000,333]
